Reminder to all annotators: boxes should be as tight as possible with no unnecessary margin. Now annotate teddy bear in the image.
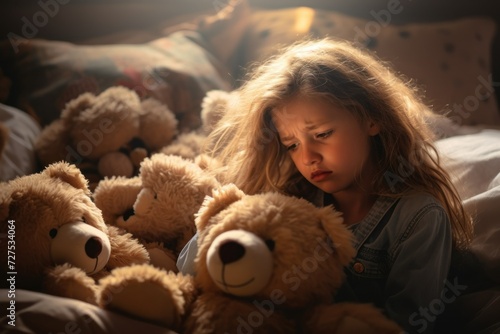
[96,184,402,333]
[34,86,178,188]
[0,161,151,305]
[159,89,233,161]
[93,153,220,272]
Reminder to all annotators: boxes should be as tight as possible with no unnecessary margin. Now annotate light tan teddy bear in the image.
[160,89,233,161]
[97,184,402,333]
[35,86,178,188]
[93,153,220,272]
[0,162,150,305]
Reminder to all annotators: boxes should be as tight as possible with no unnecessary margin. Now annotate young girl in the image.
[177,38,473,333]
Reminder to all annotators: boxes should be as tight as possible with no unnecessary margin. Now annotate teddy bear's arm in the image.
[143,242,178,272]
[302,302,402,334]
[184,292,294,334]
[43,264,101,305]
[106,225,150,269]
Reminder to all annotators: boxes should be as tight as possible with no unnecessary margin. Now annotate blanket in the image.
[437,129,500,282]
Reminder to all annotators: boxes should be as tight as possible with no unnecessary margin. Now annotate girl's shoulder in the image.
[393,192,446,214]
[387,192,450,236]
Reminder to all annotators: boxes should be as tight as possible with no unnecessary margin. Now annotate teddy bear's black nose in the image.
[123,207,135,221]
[219,241,245,264]
[85,237,103,259]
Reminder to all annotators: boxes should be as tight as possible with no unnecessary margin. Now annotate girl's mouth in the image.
[311,170,332,181]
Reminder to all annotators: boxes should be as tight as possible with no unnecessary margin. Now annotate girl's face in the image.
[272,97,380,195]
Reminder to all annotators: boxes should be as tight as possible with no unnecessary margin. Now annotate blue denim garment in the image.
[177,192,452,334]
[324,193,453,334]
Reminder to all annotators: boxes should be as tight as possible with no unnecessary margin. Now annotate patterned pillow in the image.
[1,30,232,131]
[240,7,500,126]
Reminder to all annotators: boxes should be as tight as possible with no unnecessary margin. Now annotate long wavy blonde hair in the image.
[205,38,472,249]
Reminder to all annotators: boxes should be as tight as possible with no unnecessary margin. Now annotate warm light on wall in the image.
[293,6,315,34]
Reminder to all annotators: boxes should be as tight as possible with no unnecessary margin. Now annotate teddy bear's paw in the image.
[44,264,100,305]
[99,264,185,328]
[144,242,178,272]
[304,303,402,334]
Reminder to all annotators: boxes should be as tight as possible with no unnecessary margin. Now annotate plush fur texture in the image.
[34,86,178,187]
[93,153,220,271]
[0,162,150,305]
[160,131,208,161]
[98,184,402,333]
[160,89,232,161]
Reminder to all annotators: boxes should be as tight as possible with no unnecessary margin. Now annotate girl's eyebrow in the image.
[279,134,294,143]
[279,123,319,142]
[304,123,320,131]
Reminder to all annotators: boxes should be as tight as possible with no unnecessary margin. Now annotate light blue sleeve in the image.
[176,232,198,275]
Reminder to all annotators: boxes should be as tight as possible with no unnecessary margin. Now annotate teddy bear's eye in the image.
[82,216,86,222]
[49,228,58,239]
[265,239,275,251]
[154,193,158,200]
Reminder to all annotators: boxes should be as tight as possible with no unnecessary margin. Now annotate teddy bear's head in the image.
[94,153,220,255]
[158,89,234,161]
[194,184,355,308]
[0,162,112,290]
[35,86,178,184]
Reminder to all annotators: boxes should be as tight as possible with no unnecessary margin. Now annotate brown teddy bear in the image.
[34,86,178,188]
[96,184,402,333]
[0,161,150,305]
[93,153,220,272]
[159,89,233,161]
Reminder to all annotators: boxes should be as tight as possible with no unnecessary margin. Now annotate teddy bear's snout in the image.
[50,221,112,275]
[206,230,274,297]
[122,207,135,221]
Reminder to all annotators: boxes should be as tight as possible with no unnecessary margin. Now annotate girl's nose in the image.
[302,144,321,166]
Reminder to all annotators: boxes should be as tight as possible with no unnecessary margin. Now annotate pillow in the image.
[0,289,176,334]
[0,30,232,131]
[240,7,500,127]
[0,103,41,181]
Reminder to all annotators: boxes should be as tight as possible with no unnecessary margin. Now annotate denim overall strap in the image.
[350,196,399,252]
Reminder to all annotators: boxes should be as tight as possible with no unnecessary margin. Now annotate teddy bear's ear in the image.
[195,183,245,231]
[35,90,97,166]
[43,162,90,195]
[60,92,96,122]
[317,206,356,267]
[200,90,233,135]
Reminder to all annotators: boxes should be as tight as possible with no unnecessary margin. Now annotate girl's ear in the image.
[195,183,245,232]
[367,120,380,136]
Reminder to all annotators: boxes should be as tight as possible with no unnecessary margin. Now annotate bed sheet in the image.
[436,128,500,283]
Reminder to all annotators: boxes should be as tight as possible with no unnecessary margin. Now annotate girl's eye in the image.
[316,130,333,139]
[286,143,298,152]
